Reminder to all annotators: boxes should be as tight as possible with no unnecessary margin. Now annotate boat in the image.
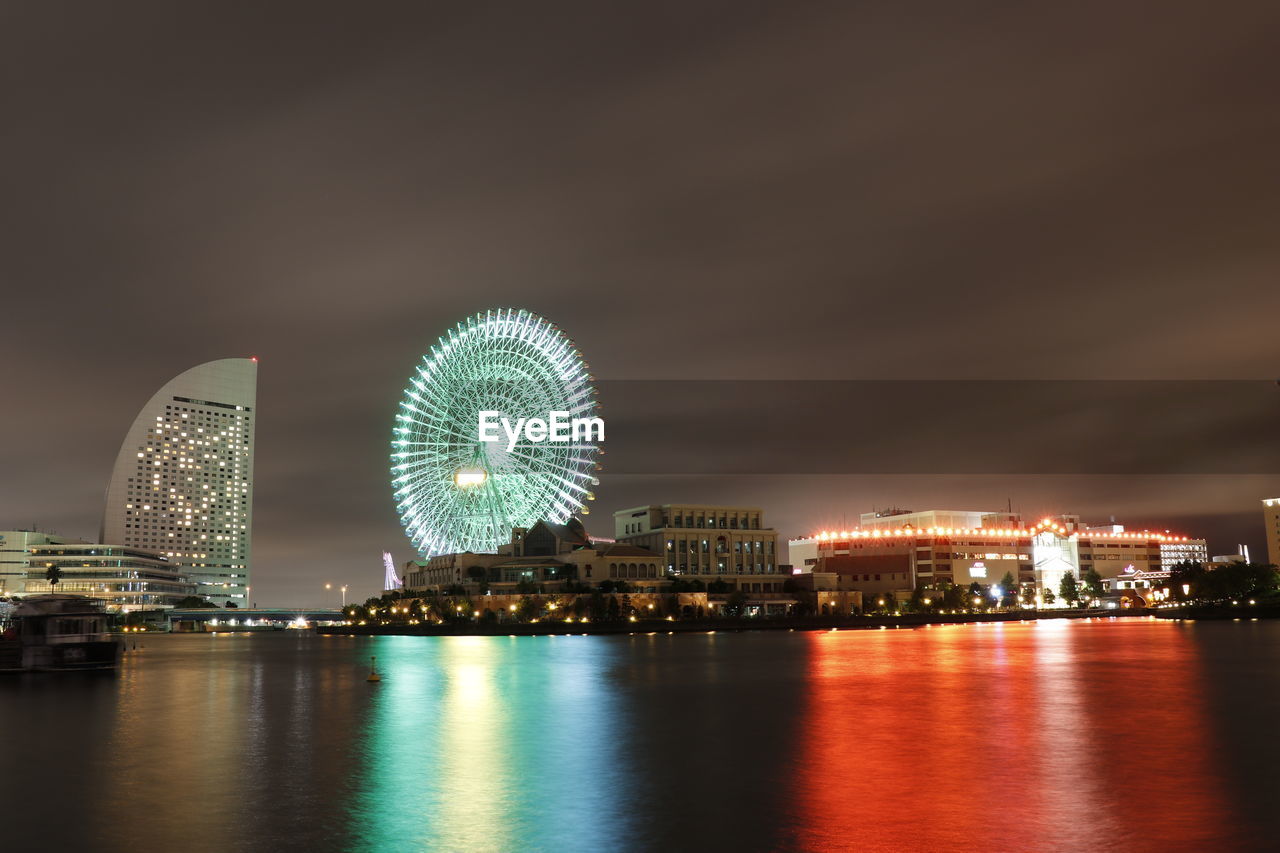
[0,594,123,672]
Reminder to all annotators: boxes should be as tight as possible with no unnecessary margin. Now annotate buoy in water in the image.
[366,655,381,683]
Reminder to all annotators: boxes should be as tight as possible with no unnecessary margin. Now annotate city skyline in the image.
[2,2,1279,606]
[3,355,1273,606]
[7,6,1280,853]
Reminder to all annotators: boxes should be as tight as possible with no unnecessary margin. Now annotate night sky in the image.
[2,2,1278,606]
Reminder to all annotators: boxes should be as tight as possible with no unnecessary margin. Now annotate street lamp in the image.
[325,583,348,608]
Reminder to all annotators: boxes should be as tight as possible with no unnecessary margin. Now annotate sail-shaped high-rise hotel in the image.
[101,358,257,605]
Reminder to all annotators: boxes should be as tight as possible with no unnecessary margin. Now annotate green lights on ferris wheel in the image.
[390,308,601,556]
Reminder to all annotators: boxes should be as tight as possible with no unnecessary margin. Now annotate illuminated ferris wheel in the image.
[390,308,600,556]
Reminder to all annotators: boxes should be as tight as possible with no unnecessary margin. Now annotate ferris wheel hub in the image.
[454,467,487,488]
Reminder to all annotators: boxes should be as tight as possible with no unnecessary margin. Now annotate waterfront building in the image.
[0,530,86,596]
[402,518,667,594]
[613,504,787,593]
[101,358,257,605]
[1107,566,1172,591]
[790,509,1207,603]
[1105,567,1173,607]
[22,543,196,609]
[1264,498,1280,567]
[403,551,494,590]
[789,509,1002,572]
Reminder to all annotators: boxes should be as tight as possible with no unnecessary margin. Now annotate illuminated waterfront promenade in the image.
[318,608,1159,637]
[164,607,344,630]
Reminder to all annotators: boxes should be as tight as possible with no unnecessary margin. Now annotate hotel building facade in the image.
[100,358,257,605]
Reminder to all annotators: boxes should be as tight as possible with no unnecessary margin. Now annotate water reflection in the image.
[792,620,1245,851]
[3,623,1276,852]
[348,635,630,852]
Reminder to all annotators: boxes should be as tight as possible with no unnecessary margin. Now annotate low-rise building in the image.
[790,509,1207,605]
[403,518,667,594]
[1105,566,1173,606]
[22,543,197,610]
[0,530,86,596]
[402,551,498,590]
[788,509,1007,576]
[613,504,787,593]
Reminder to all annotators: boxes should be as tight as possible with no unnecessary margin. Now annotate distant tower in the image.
[101,358,257,605]
[383,551,402,590]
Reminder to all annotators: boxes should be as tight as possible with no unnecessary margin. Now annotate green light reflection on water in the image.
[346,635,630,853]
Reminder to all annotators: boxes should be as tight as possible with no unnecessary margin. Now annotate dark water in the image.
[3,619,1279,852]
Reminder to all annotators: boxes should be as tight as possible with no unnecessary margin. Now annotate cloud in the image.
[2,1,1278,603]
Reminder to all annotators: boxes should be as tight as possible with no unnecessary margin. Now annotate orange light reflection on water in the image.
[790,620,1243,851]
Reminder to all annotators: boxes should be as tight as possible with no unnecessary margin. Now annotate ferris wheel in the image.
[390,308,600,556]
